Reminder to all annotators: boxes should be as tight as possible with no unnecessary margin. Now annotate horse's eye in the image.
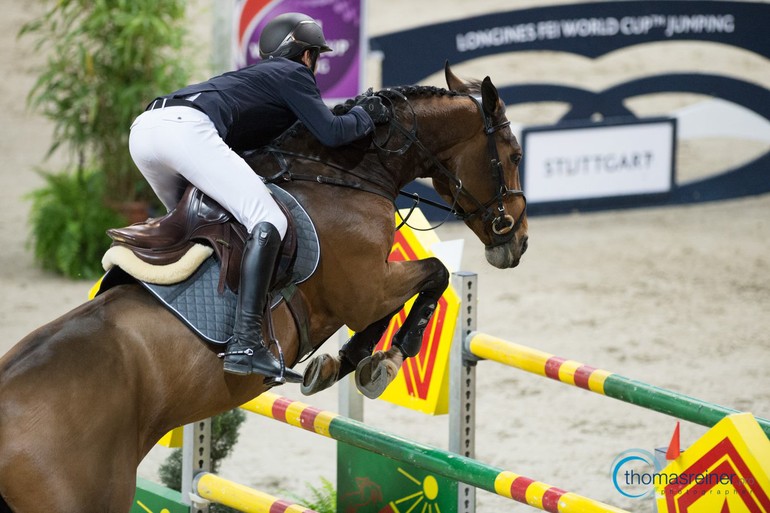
[510,154,522,166]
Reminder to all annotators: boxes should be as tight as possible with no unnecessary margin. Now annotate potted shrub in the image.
[21,0,191,277]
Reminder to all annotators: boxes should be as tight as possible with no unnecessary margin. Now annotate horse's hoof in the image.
[300,354,339,396]
[355,352,401,399]
[355,356,388,399]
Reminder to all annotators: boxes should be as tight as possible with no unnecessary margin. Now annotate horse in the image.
[0,63,527,513]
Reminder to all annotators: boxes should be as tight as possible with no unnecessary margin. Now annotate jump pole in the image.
[241,392,630,513]
[193,472,319,513]
[465,331,770,439]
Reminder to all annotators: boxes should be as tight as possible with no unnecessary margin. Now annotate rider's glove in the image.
[356,96,390,125]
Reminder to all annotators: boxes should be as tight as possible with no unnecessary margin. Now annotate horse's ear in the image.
[481,76,500,116]
[445,61,465,91]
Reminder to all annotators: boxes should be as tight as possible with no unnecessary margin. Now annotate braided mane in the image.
[331,83,482,115]
[271,82,483,146]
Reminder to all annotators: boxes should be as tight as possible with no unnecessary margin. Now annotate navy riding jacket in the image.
[164,57,373,152]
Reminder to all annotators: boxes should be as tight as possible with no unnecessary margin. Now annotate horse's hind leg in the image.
[301,312,396,395]
[0,448,137,513]
[0,469,133,513]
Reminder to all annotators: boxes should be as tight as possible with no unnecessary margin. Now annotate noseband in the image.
[379,89,526,245]
[462,95,526,240]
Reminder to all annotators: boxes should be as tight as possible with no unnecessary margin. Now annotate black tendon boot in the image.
[392,294,438,358]
[222,222,302,382]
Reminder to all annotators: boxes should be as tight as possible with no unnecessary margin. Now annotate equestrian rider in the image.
[128,13,390,381]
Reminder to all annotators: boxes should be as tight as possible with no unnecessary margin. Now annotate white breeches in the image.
[128,106,288,238]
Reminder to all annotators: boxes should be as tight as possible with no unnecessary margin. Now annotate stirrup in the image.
[218,341,302,383]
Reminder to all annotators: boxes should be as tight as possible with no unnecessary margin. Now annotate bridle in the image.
[376,89,526,245]
[261,88,526,246]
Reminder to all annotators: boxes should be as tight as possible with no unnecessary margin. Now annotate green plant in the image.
[20,0,190,203]
[159,409,247,513]
[27,168,126,279]
[285,478,337,513]
[20,0,192,278]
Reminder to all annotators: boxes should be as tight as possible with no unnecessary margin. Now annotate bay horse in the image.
[0,63,527,513]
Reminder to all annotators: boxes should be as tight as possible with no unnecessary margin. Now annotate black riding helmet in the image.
[258,12,332,60]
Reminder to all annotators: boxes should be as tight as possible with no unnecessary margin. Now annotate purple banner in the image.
[235,0,363,101]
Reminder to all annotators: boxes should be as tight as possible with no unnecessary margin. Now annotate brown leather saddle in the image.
[105,184,316,359]
[107,184,298,295]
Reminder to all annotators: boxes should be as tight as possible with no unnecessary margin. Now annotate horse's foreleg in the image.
[302,256,449,398]
[301,311,396,395]
[355,257,450,398]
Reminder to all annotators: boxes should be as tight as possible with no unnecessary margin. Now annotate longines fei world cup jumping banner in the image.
[371,1,770,216]
[234,0,364,103]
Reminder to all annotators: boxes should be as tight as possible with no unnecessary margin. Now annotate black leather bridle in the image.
[377,89,526,245]
[262,89,526,246]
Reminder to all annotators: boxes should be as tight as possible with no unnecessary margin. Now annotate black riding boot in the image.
[223,222,302,382]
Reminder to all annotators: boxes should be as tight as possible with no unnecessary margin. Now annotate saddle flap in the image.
[107,186,229,249]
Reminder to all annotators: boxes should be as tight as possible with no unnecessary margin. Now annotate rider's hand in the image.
[357,96,390,125]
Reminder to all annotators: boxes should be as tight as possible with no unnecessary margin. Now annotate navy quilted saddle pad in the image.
[139,184,319,344]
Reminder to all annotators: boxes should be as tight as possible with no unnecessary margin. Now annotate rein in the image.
[262,148,397,201]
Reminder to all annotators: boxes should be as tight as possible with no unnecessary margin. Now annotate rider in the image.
[128,12,390,381]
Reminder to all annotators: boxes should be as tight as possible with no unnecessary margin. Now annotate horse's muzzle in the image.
[485,234,528,269]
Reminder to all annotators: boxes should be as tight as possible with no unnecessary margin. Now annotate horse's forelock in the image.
[464,80,483,95]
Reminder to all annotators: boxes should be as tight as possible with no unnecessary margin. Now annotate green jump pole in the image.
[242,392,630,513]
[467,332,770,439]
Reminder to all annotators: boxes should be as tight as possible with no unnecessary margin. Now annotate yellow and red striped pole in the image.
[467,332,770,439]
[242,393,629,513]
[194,472,318,513]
